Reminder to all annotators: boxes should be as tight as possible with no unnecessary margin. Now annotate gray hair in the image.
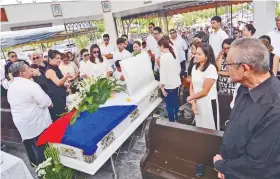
[231,38,269,73]
[9,61,27,77]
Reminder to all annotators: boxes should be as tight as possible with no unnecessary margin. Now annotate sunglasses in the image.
[33,56,40,60]
[148,26,153,29]
[11,55,17,58]
[234,32,239,34]
[103,38,109,41]
[83,54,89,57]
[93,51,99,54]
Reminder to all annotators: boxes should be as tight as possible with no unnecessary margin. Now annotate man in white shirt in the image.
[146,23,158,69]
[7,61,53,166]
[112,38,132,63]
[100,34,115,59]
[209,16,228,58]
[170,29,188,72]
[267,16,280,57]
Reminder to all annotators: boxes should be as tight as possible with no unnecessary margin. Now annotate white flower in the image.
[52,168,56,172]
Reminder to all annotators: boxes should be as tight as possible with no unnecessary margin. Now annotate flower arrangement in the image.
[67,76,124,125]
[36,145,74,179]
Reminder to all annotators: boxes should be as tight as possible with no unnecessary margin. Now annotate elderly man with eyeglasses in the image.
[7,61,53,166]
[213,38,280,179]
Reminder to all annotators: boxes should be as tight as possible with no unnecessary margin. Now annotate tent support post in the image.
[230,4,233,38]
[64,23,71,45]
[1,47,7,61]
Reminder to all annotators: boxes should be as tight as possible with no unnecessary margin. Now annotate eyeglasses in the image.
[148,26,153,29]
[10,55,17,58]
[33,56,40,60]
[103,38,109,41]
[83,54,89,57]
[224,62,243,70]
[234,32,239,34]
[170,32,176,35]
[93,51,99,54]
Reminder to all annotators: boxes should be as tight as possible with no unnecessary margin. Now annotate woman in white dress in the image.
[89,44,113,78]
[187,43,220,130]
[59,53,79,81]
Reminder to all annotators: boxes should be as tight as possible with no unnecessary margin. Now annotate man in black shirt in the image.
[213,38,280,179]
[121,34,134,53]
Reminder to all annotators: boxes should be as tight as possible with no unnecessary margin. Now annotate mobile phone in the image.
[196,164,204,177]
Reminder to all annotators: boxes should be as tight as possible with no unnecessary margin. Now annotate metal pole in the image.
[110,156,118,179]
[215,1,218,16]
[230,4,233,38]
[64,23,71,45]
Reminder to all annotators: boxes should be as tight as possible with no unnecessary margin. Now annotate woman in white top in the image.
[158,38,181,122]
[187,43,220,130]
[89,44,112,78]
[59,53,79,81]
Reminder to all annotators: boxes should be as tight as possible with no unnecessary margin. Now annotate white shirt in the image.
[7,77,52,140]
[112,49,132,63]
[209,28,228,58]
[100,43,115,55]
[192,64,218,100]
[59,62,79,79]
[113,70,126,86]
[146,34,158,52]
[93,56,113,77]
[171,36,188,63]
[79,60,95,77]
[267,29,280,57]
[160,53,181,89]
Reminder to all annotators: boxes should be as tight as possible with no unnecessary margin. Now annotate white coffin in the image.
[51,54,162,175]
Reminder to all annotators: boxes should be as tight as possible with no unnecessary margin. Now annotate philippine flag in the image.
[36,92,137,156]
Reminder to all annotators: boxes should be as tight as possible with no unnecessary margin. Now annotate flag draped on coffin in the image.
[36,92,137,156]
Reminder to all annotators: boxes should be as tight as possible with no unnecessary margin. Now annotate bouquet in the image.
[67,76,124,125]
[35,145,74,179]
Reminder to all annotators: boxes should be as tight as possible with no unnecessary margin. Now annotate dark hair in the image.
[190,41,203,49]
[121,34,128,39]
[117,38,126,45]
[66,51,73,56]
[153,27,162,33]
[103,34,110,39]
[80,48,88,56]
[70,82,79,94]
[90,44,104,63]
[194,31,207,42]
[259,35,271,44]
[158,38,176,59]
[195,43,218,72]
[211,16,222,23]
[8,51,16,56]
[142,41,147,46]
[161,35,174,46]
[148,22,155,27]
[48,49,61,60]
[133,41,141,47]
[221,38,234,48]
[115,60,121,68]
[245,24,256,35]
[30,64,39,69]
[60,53,68,60]
[169,29,176,33]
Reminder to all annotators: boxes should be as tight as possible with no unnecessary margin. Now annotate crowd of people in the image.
[1,15,280,178]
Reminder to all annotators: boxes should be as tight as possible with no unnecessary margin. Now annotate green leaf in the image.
[86,96,93,104]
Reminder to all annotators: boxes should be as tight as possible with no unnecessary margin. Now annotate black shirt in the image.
[125,43,134,53]
[215,73,280,179]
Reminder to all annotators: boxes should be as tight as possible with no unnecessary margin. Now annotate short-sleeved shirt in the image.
[267,29,280,57]
[171,36,188,63]
[112,49,132,63]
[100,43,115,55]
[192,64,218,100]
[209,28,228,58]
